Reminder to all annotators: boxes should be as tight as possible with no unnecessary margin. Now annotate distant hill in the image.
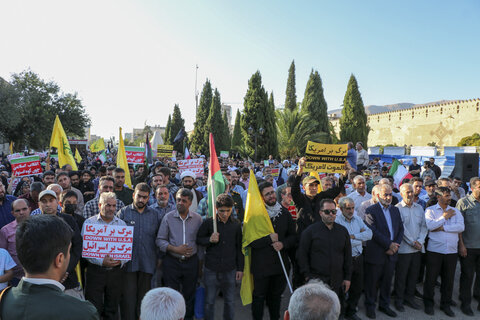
[328,100,453,116]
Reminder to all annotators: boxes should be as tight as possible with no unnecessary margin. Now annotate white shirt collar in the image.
[22,277,65,291]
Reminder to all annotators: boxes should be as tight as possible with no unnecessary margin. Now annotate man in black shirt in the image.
[297,199,352,308]
[429,158,442,179]
[196,194,244,320]
[408,157,422,177]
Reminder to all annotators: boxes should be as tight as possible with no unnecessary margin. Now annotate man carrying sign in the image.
[83,192,125,320]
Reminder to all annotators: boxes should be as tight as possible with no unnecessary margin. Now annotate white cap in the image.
[180,171,196,180]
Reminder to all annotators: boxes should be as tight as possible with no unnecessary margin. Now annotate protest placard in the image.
[177,158,204,178]
[7,153,23,162]
[220,151,229,158]
[157,145,173,157]
[125,146,145,164]
[10,156,42,177]
[271,168,279,177]
[304,141,347,173]
[82,224,134,260]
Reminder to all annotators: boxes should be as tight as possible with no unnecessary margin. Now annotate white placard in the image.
[82,224,134,260]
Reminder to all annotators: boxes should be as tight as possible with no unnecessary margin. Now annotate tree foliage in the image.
[285,60,297,111]
[221,110,231,152]
[169,104,185,153]
[204,89,225,155]
[266,92,278,158]
[276,107,329,158]
[164,114,172,144]
[231,109,243,152]
[241,71,269,161]
[0,70,90,151]
[457,133,480,146]
[190,80,213,155]
[339,74,369,145]
[302,70,330,137]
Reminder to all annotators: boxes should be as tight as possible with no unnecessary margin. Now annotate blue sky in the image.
[1,0,478,139]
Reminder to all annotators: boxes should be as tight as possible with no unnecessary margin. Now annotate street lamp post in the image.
[248,127,265,162]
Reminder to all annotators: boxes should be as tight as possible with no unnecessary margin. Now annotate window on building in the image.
[412,111,414,119]
[440,107,443,115]
[399,113,402,120]
[457,105,460,114]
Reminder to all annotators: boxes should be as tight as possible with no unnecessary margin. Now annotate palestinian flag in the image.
[207,133,225,218]
[388,159,412,188]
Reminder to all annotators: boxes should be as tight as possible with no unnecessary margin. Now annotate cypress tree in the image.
[231,109,243,152]
[302,70,330,137]
[241,71,268,161]
[285,60,297,111]
[190,79,213,155]
[204,89,224,156]
[266,92,278,158]
[170,104,186,153]
[339,74,369,145]
[221,110,231,152]
[164,114,172,144]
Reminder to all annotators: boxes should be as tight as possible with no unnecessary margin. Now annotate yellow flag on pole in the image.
[49,115,78,170]
[89,138,106,152]
[240,170,275,305]
[310,171,323,193]
[75,148,82,163]
[116,127,132,188]
[9,142,13,154]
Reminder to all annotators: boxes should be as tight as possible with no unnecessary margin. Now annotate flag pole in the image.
[277,251,293,293]
[211,174,217,234]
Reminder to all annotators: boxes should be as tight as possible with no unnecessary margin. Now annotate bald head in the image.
[12,198,30,223]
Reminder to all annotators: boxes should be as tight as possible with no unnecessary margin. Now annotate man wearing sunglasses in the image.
[364,184,404,319]
[297,199,352,315]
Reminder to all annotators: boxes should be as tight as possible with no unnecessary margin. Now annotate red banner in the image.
[10,156,42,177]
[125,146,145,164]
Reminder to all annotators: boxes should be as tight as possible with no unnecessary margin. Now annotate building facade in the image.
[330,99,480,147]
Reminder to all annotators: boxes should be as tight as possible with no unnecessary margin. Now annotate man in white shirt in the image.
[393,183,427,312]
[349,175,372,210]
[335,197,372,320]
[356,142,369,171]
[423,187,465,317]
[357,185,380,221]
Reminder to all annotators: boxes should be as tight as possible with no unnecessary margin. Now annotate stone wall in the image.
[330,99,480,147]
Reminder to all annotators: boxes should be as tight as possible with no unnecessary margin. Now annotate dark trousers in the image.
[423,251,457,308]
[394,252,421,304]
[346,255,364,316]
[459,248,480,306]
[252,273,286,320]
[204,268,236,320]
[120,271,152,320]
[364,259,396,310]
[85,263,123,320]
[163,254,199,320]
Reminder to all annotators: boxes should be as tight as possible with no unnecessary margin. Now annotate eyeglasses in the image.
[322,209,337,215]
[344,206,355,210]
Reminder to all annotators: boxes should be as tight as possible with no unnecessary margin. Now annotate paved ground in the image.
[212,262,479,320]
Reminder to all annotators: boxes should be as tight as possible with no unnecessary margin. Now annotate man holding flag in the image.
[241,175,296,320]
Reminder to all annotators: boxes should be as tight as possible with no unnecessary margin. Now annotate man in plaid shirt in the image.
[83,176,125,219]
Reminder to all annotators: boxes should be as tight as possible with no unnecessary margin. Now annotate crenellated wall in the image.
[330,99,480,146]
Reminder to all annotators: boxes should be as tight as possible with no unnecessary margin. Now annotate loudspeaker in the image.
[454,153,479,181]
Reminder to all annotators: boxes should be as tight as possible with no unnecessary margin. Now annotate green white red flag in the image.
[207,133,225,218]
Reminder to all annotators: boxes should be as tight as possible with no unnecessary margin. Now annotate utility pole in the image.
[195,64,199,115]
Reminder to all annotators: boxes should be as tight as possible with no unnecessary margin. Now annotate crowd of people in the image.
[0,140,479,320]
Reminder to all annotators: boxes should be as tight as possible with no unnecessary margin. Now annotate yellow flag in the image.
[75,148,82,163]
[9,142,13,154]
[50,115,78,170]
[240,170,275,306]
[310,171,323,193]
[116,127,132,188]
[89,138,106,152]
[75,263,82,288]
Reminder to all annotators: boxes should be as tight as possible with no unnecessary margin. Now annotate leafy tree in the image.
[339,74,369,145]
[276,107,329,158]
[231,109,243,152]
[457,133,480,146]
[164,114,172,144]
[0,78,22,150]
[169,104,185,153]
[285,60,297,111]
[190,80,213,154]
[241,71,268,161]
[203,89,224,155]
[266,92,278,158]
[302,70,330,138]
[0,70,90,151]
[221,109,231,152]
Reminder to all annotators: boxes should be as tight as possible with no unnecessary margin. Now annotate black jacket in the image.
[293,174,346,235]
[297,221,352,290]
[249,207,296,278]
[197,216,244,272]
[58,213,82,290]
